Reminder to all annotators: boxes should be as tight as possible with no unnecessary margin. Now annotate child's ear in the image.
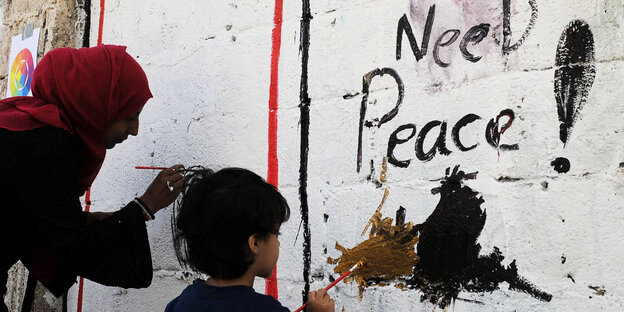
[248,234,260,255]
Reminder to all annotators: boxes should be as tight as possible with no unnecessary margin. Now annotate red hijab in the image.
[0,45,152,193]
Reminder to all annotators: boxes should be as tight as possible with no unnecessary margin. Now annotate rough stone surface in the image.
[1,1,84,311]
[0,0,82,97]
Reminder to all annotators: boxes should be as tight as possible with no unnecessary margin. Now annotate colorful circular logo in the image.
[10,48,34,96]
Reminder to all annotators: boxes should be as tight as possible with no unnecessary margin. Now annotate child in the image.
[166,167,335,312]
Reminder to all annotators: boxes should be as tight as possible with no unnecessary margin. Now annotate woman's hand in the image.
[307,289,335,312]
[139,164,184,214]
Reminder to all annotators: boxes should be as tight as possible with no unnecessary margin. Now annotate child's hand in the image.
[307,289,335,312]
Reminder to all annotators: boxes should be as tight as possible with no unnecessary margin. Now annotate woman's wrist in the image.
[134,197,155,221]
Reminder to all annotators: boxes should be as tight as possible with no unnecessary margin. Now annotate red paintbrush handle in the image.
[293,262,359,312]
[293,302,309,312]
[324,269,353,291]
[135,166,169,170]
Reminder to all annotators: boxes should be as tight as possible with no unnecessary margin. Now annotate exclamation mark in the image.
[551,20,595,173]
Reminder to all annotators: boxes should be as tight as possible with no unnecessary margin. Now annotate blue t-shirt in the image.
[165,279,290,312]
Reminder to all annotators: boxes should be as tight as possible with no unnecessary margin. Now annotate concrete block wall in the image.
[3,0,624,311]
[0,0,86,97]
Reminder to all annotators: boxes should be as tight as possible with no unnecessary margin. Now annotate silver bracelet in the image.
[133,198,154,221]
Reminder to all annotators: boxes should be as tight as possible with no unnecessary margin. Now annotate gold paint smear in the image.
[329,191,419,298]
[361,188,389,236]
[380,156,387,183]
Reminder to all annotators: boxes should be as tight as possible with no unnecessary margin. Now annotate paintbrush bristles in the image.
[356,261,364,270]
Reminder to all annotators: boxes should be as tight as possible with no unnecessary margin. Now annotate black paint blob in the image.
[338,166,552,308]
[554,20,595,146]
[405,166,552,308]
[551,157,571,173]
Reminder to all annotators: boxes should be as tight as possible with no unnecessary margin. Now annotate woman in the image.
[0,45,182,311]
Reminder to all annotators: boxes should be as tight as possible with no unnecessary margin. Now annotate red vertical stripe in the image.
[97,0,105,46]
[265,0,283,300]
[76,276,84,312]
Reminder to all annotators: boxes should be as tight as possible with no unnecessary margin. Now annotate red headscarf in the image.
[0,45,152,193]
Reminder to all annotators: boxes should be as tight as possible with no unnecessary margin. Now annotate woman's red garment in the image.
[0,46,154,305]
[0,44,152,193]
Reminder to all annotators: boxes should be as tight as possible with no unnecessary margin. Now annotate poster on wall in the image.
[6,28,40,98]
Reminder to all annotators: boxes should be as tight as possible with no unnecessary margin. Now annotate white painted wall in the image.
[67,0,624,311]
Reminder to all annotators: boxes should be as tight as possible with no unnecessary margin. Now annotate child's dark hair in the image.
[171,167,290,279]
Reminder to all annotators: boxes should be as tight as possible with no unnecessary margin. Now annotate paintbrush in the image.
[134,166,202,172]
[293,261,363,312]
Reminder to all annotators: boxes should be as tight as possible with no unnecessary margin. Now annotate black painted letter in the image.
[452,114,482,151]
[460,24,490,62]
[357,68,405,172]
[502,0,538,54]
[485,109,519,151]
[387,124,417,168]
[433,30,460,68]
[396,5,435,61]
[416,121,451,162]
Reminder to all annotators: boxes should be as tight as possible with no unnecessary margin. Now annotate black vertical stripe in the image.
[82,0,92,47]
[299,0,312,308]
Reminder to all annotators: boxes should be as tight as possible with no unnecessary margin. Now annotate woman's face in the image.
[105,111,140,149]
